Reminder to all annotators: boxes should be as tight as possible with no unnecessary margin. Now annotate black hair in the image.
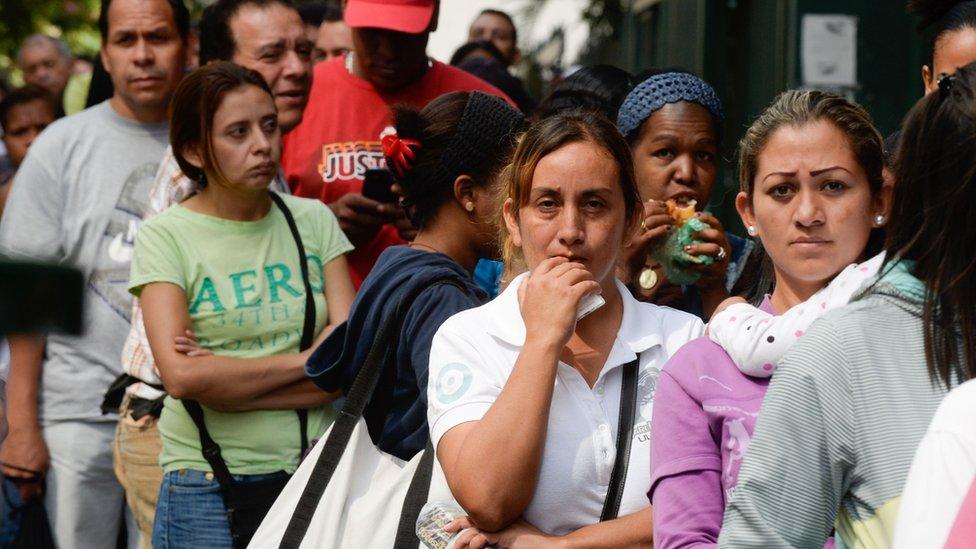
[323,1,342,23]
[199,0,296,65]
[297,1,327,27]
[0,85,57,132]
[886,60,976,387]
[84,54,114,108]
[477,9,517,43]
[536,65,636,122]
[98,0,191,42]
[908,0,976,70]
[450,40,508,67]
[389,92,525,229]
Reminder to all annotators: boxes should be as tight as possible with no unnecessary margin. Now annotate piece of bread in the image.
[666,199,697,225]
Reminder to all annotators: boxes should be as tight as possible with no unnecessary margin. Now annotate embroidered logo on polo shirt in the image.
[637,367,660,422]
[435,363,473,404]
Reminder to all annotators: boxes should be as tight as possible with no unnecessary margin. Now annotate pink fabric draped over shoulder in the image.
[648,298,775,549]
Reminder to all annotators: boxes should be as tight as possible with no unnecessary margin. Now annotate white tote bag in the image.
[249,417,453,548]
[249,277,464,549]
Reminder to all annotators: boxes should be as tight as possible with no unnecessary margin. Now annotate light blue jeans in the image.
[151,468,288,549]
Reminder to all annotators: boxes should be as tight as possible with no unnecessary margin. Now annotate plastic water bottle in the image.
[416,502,465,549]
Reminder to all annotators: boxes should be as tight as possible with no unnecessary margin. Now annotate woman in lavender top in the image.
[647,90,892,548]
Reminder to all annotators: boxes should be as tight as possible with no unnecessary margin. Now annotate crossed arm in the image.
[140,255,354,411]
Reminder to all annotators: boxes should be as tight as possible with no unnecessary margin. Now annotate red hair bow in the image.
[381,133,422,178]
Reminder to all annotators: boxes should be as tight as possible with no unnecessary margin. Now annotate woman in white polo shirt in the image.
[427,109,704,546]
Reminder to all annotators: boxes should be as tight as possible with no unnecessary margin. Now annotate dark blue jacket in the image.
[306,246,487,460]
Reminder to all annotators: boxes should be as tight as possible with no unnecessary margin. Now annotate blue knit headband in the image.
[616,72,725,139]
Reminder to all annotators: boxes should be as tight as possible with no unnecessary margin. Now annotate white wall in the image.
[427,0,590,67]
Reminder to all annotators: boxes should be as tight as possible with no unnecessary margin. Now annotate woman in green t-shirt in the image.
[129,62,355,549]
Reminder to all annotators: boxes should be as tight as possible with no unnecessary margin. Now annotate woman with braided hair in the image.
[305,91,525,462]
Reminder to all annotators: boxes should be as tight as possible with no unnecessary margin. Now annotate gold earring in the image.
[465,202,475,212]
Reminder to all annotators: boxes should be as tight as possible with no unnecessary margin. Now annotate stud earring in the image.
[464,202,475,212]
[873,214,885,227]
[747,225,758,236]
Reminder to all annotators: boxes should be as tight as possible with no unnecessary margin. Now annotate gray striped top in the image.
[718,270,957,548]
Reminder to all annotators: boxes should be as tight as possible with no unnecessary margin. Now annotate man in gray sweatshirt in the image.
[0,0,189,546]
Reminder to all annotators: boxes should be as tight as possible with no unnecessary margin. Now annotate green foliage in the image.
[0,0,208,82]
[1,0,101,72]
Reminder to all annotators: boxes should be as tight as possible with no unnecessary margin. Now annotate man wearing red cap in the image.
[280,0,511,286]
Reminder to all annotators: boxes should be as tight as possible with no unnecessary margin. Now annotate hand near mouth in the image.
[519,256,601,349]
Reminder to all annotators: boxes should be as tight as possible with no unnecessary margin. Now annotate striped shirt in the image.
[719,262,959,548]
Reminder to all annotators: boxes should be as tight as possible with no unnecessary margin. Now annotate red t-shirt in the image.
[282,57,512,286]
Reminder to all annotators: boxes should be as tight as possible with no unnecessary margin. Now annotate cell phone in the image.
[362,168,397,204]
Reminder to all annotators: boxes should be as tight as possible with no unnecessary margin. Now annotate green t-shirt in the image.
[129,193,353,474]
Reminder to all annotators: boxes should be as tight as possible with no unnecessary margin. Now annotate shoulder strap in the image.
[600,358,640,521]
[181,193,317,490]
[183,399,236,490]
[392,439,436,549]
[270,192,313,454]
[279,276,466,549]
[269,192,316,353]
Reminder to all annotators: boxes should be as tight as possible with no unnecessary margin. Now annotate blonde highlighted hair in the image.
[498,109,642,273]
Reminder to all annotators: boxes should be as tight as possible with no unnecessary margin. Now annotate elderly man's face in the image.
[20,41,73,98]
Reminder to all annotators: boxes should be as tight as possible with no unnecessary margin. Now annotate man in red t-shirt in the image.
[281,0,511,286]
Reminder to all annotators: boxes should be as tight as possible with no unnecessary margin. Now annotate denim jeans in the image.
[151,468,289,549]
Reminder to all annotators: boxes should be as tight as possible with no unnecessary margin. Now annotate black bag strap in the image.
[269,192,316,354]
[183,399,236,489]
[182,193,318,489]
[270,192,314,453]
[279,275,466,549]
[599,357,640,521]
[393,439,435,548]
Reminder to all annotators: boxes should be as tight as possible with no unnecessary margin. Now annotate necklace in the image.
[409,242,443,254]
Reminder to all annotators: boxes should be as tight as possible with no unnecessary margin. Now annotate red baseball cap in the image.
[344,0,436,34]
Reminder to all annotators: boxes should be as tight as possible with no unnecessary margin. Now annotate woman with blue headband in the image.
[616,71,753,320]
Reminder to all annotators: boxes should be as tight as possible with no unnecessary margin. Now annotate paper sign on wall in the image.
[801,14,858,87]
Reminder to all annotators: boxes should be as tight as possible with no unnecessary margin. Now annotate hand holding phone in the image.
[362,168,397,204]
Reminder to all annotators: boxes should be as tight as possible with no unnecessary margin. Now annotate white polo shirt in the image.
[427,274,704,535]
